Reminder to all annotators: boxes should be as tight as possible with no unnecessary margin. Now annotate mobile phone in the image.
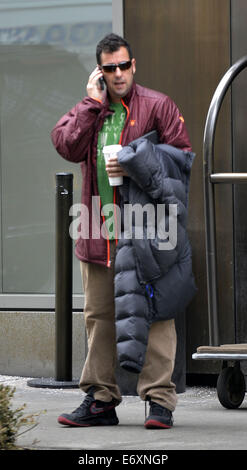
[98,76,106,90]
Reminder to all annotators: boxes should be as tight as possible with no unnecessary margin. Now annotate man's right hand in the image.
[86,66,106,102]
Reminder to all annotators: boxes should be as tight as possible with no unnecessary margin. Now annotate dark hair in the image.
[96,33,133,65]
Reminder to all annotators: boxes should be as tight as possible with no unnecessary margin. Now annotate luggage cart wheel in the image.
[216,362,246,409]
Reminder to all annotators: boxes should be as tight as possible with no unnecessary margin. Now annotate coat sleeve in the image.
[155,96,192,151]
[50,97,103,163]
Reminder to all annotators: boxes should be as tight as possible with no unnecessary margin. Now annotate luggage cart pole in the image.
[193,56,247,409]
[203,55,247,346]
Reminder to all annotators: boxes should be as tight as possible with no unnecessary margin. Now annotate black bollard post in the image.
[27,173,78,388]
[55,172,74,383]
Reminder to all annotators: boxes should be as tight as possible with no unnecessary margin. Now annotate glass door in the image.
[0,0,112,308]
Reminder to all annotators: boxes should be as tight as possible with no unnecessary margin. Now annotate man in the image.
[51,33,192,429]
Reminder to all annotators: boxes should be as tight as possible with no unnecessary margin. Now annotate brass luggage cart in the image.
[192,56,247,409]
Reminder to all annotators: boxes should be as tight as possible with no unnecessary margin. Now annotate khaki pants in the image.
[79,242,177,411]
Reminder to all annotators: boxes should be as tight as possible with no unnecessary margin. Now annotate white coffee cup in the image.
[103,144,123,186]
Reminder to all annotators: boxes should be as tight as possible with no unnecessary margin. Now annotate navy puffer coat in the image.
[114,139,197,373]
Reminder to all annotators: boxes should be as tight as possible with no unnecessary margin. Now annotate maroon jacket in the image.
[51,81,191,266]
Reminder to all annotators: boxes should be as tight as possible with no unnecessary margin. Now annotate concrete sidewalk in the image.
[1,375,247,452]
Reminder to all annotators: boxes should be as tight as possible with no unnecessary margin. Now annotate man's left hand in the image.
[105,156,128,177]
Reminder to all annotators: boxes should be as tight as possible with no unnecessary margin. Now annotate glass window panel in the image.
[0,0,112,294]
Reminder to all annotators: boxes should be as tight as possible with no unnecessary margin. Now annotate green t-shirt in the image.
[97,101,126,238]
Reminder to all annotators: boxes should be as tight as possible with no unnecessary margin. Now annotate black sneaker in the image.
[144,400,173,429]
[58,389,119,427]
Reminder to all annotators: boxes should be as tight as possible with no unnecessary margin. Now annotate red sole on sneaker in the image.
[145,419,172,429]
[58,416,90,427]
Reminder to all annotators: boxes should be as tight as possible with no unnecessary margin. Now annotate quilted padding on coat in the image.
[114,139,197,373]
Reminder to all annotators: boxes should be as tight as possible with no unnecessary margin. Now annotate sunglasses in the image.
[100,60,132,73]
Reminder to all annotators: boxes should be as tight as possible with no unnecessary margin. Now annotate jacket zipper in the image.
[101,209,111,268]
[119,99,130,145]
[113,187,118,244]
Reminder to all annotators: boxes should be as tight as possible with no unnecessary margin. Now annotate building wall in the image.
[1,1,247,383]
[124,0,247,375]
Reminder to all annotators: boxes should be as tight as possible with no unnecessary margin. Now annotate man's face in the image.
[100,46,136,103]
